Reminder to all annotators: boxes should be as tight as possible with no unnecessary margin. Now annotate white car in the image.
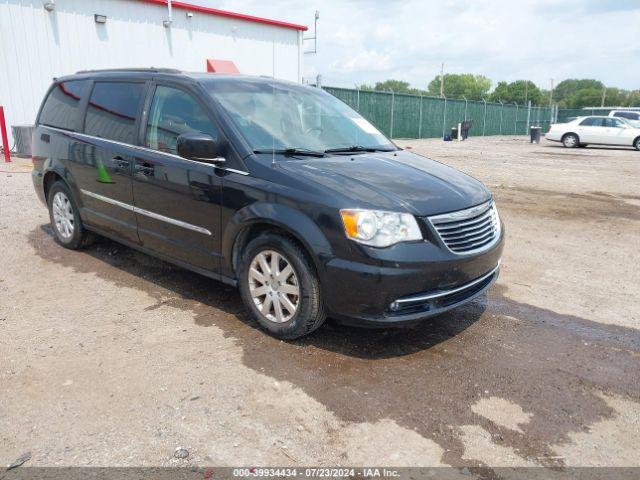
[546,116,640,150]
[608,110,640,128]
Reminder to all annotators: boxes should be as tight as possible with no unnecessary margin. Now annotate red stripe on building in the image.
[138,0,308,31]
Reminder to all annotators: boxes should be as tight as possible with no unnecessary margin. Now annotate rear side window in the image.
[614,111,640,120]
[39,80,88,130]
[84,82,144,144]
[579,117,603,127]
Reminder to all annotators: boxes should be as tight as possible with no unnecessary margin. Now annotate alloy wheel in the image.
[248,250,300,323]
[52,191,75,239]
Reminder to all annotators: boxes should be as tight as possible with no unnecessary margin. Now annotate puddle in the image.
[28,225,640,468]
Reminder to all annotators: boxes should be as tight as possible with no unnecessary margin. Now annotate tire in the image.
[238,232,325,339]
[562,133,579,148]
[634,137,640,151]
[47,180,93,249]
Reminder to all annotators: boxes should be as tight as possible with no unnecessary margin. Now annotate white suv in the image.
[608,110,640,127]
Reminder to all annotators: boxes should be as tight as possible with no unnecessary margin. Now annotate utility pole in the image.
[549,78,554,107]
[439,63,445,98]
[600,86,607,107]
[524,81,528,107]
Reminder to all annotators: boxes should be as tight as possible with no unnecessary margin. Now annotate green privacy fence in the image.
[324,86,555,139]
[556,108,611,122]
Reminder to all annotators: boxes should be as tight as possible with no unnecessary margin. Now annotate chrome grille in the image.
[428,201,500,254]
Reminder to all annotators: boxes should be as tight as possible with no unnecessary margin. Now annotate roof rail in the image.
[75,67,182,74]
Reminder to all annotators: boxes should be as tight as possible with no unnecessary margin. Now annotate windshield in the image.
[204,78,396,153]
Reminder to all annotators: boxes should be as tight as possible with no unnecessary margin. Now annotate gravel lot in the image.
[1,136,639,471]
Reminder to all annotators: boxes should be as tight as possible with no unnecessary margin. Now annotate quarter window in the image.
[145,86,217,155]
[84,82,144,144]
[39,80,88,131]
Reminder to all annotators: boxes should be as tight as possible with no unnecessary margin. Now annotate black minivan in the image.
[32,68,504,339]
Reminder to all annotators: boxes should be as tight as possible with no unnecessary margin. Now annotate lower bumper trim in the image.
[387,263,500,318]
[393,262,500,307]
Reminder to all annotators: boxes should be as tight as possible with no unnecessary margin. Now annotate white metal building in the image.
[0,0,307,145]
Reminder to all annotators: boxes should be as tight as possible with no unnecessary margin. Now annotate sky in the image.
[190,0,640,91]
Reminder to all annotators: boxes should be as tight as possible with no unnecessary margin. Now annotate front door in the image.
[73,80,147,244]
[601,117,633,145]
[131,83,223,271]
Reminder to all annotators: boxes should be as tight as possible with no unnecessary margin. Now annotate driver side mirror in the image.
[177,132,225,163]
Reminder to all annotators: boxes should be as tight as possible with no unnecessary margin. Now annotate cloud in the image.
[192,0,640,90]
[330,49,392,73]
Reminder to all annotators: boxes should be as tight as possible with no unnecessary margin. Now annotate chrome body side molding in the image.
[80,189,212,236]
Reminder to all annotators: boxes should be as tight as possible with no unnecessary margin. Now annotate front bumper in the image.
[321,230,504,326]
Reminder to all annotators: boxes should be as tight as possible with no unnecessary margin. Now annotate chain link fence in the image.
[324,86,555,139]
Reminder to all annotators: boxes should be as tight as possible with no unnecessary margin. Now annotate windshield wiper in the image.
[324,145,395,154]
[253,147,325,157]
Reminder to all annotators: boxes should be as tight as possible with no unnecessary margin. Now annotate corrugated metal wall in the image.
[0,0,302,144]
[325,87,555,139]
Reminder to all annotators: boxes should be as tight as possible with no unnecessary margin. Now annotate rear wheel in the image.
[47,181,93,249]
[238,232,325,339]
[562,133,579,148]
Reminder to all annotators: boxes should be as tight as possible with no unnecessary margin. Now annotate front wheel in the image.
[562,133,579,148]
[238,232,325,339]
[634,137,640,151]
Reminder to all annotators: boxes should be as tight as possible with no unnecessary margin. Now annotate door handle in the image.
[134,163,155,176]
[112,156,130,169]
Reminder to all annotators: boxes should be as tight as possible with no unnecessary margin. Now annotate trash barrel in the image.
[530,126,541,144]
[451,127,458,140]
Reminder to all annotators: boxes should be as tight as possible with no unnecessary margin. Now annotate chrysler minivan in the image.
[32,68,504,339]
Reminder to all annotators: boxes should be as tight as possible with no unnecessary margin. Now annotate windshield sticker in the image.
[352,117,382,135]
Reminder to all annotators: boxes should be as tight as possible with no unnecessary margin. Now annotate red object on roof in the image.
[206,59,240,74]
[138,0,308,31]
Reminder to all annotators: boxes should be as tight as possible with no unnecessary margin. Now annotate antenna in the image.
[272,38,276,168]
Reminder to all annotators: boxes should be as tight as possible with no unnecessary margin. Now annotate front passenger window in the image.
[603,118,624,128]
[146,86,217,155]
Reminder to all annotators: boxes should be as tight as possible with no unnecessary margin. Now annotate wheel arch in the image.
[562,132,580,142]
[42,166,83,207]
[222,202,333,279]
[43,170,64,201]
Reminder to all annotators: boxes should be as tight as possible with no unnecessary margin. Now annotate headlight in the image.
[340,209,422,247]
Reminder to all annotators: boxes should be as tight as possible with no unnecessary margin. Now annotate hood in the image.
[278,150,491,216]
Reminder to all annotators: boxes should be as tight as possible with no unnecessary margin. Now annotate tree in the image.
[489,81,509,103]
[603,88,631,107]
[627,90,640,107]
[564,87,604,109]
[426,74,491,100]
[553,79,604,107]
[371,79,425,95]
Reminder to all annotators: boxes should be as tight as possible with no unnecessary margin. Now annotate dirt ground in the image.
[1,136,639,471]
